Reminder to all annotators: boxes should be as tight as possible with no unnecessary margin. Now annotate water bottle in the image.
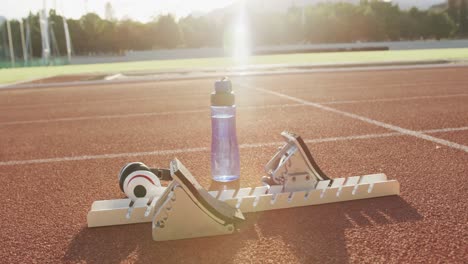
[211,77,240,182]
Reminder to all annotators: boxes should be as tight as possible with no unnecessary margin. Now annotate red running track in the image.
[0,66,467,263]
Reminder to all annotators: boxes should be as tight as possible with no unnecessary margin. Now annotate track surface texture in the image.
[0,66,467,263]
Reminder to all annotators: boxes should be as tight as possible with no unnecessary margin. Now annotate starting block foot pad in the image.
[152,159,244,241]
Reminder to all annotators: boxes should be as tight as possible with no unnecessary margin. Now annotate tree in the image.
[1,2,463,60]
[80,13,105,53]
[460,0,468,36]
[179,15,219,48]
[48,10,66,56]
[154,15,181,49]
[67,18,86,54]
[248,12,286,46]
[285,6,304,43]
[428,12,456,39]
[448,0,458,22]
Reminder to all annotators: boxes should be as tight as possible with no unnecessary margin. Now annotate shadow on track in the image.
[249,195,422,263]
[64,195,421,263]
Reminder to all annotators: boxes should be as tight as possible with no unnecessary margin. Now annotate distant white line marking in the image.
[0,147,208,166]
[0,103,304,126]
[0,133,397,166]
[0,109,208,126]
[104,73,123,81]
[421,126,468,133]
[1,80,466,110]
[0,127,465,166]
[322,93,468,105]
[253,86,468,153]
[304,133,401,143]
[2,92,467,126]
[0,96,162,110]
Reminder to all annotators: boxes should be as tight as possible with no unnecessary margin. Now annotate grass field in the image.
[1,48,468,85]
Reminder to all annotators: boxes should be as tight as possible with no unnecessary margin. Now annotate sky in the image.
[0,0,237,21]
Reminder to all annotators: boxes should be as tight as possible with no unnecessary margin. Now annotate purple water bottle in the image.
[211,77,240,182]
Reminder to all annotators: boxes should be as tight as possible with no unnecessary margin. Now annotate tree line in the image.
[1,0,467,58]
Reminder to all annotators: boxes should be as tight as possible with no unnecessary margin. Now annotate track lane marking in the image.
[0,127,466,166]
[1,81,467,110]
[321,93,468,105]
[422,126,468,133]
[0,103,304,126]
[0,96,167,110]
[252,86,468,153]
[2,93,467,126]
[104,73,123,81]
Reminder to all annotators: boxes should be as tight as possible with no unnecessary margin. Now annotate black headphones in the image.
[118,162,165,201]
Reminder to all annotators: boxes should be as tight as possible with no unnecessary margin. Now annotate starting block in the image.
[87,131,400,241]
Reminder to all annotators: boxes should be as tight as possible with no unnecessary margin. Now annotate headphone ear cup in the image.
[122,170,162,201]
[118,162,150,192]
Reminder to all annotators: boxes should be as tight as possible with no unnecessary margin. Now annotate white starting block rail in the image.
[88,173,399,227]
[218,174,399,213]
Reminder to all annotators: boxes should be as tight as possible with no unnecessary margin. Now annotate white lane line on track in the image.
[0,147,209,166]
[0,126,465,166]
[0,133,400,166]
[0,109,207,125]
[422,126,468,133]
[321,93,468,105]
[252,86,468,153]
[0,103,304,126]
[2,93,467,126]
[0,96,164,110]
[104,73,123,81]
[1,80,467,111]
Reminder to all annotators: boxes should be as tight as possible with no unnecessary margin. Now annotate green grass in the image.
[1,48,468,85]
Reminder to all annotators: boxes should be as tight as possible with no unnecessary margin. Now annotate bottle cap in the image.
[211,77,235,106]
